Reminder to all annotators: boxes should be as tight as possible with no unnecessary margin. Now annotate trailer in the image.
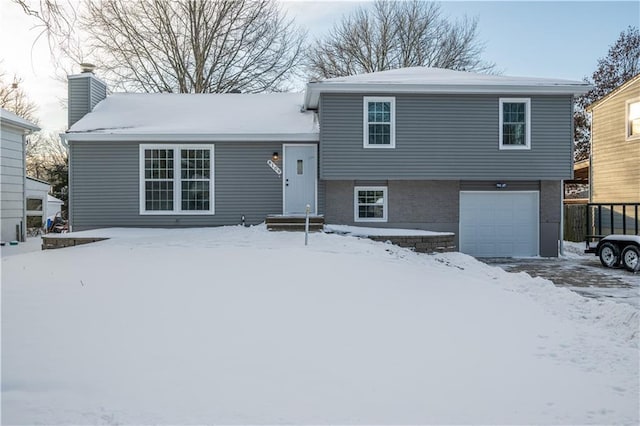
[588,235,640,272]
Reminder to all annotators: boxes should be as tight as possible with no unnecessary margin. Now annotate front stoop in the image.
[266,215,325,232]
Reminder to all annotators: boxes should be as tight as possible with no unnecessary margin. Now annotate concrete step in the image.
[266,224,324,232]
[266,215,325,232]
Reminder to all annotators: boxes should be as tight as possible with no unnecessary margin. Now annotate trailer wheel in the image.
[621,245,639,272]
[599,242,620,268]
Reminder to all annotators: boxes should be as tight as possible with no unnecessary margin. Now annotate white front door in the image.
[283,145,317,214]
[459,191,539,257]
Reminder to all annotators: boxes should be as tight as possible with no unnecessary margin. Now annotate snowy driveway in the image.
[2,227,639,424]
[485,246,640,308]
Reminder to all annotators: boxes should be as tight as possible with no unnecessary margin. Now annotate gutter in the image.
[63,132,320,142]
[304,82,592,109]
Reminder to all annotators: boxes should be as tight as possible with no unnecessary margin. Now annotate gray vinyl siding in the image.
[90,77,107,110]
[68,78,89,128]
[69,141,315,230]
[0,126,25,241]
[319,93,573,180]
[68,75,107,128]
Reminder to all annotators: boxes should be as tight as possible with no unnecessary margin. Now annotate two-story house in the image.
[587,74,640,204]
[63,67,589,257]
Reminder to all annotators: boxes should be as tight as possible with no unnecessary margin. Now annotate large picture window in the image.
[140,145,214,214]
[499,98,531,150]
[354,186,388,222]
[363,96,395,148]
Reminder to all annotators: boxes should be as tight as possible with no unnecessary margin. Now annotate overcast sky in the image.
[1,0,638,133]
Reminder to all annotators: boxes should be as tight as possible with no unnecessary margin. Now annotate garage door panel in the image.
[460,191,539,257]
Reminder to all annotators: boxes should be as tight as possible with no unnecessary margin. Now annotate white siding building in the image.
[1,108,39,242]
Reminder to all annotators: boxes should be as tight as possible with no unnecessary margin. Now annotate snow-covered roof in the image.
[304,67,591,108]
[0,108,39,132]
[66,92,318,142]
[47,194,64,204]
[26,176,50,186]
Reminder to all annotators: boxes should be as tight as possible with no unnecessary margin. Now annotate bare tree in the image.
[14,0,307,93]
[12,0,83,80]
[25,132,69,215]
[574,26,640,161]
[0,68,39,123]
[307,1,493,80]
[26,131,67,178]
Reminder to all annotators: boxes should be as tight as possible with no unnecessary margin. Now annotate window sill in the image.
[363,144,396,149]
[499,145,531,150]
[139,211,215,216]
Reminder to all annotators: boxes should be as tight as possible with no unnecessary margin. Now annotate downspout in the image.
[21,132,27,242]
[60,133,71,232]
[588,110,593,204]
[560,179,564,256]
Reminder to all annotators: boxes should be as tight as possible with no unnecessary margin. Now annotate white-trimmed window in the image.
[139,144,214,215]
[626,99,640,140]
[363,96,395,148]
[499,98,531,149]
[354,186,388,222]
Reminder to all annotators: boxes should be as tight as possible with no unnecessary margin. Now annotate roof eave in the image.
[63,132,320,142]
[0,116,40,132]
[304,82,592,108]
[586,73,640,112]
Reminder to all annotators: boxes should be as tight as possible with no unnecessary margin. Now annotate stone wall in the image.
[42,236,108,250]
[369,234,456,253]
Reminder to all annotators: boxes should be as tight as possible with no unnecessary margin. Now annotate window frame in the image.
[363,96,396,149]
[626,98,640,141]
[139,144,215,215]
[354,186,388,223]
[26,197,44,213]
[499,98,531,150]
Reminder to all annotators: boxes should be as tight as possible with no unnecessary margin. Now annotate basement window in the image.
[354,186,388,222]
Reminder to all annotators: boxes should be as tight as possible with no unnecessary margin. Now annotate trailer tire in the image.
[621,245,639,272]
[599,242,620,268]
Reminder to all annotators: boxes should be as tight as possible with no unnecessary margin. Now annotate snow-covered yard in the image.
[2,226,638,424]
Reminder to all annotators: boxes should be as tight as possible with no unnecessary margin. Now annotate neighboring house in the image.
[47,194,64,223]
[587,74,640,204]
[63,67,589,257]
[25,176,63,229]
[1,108,39,242]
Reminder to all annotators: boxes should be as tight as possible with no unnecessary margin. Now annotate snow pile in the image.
[2,226,638,425]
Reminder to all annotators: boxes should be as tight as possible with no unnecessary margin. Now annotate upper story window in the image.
[499,98,531,150]
[627,99,640,140]
[363,96,395,148]
[139,144,214,215]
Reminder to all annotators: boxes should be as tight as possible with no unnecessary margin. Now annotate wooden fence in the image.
[564,203,587,242]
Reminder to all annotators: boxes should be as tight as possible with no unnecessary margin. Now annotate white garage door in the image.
[460,191,539,257]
